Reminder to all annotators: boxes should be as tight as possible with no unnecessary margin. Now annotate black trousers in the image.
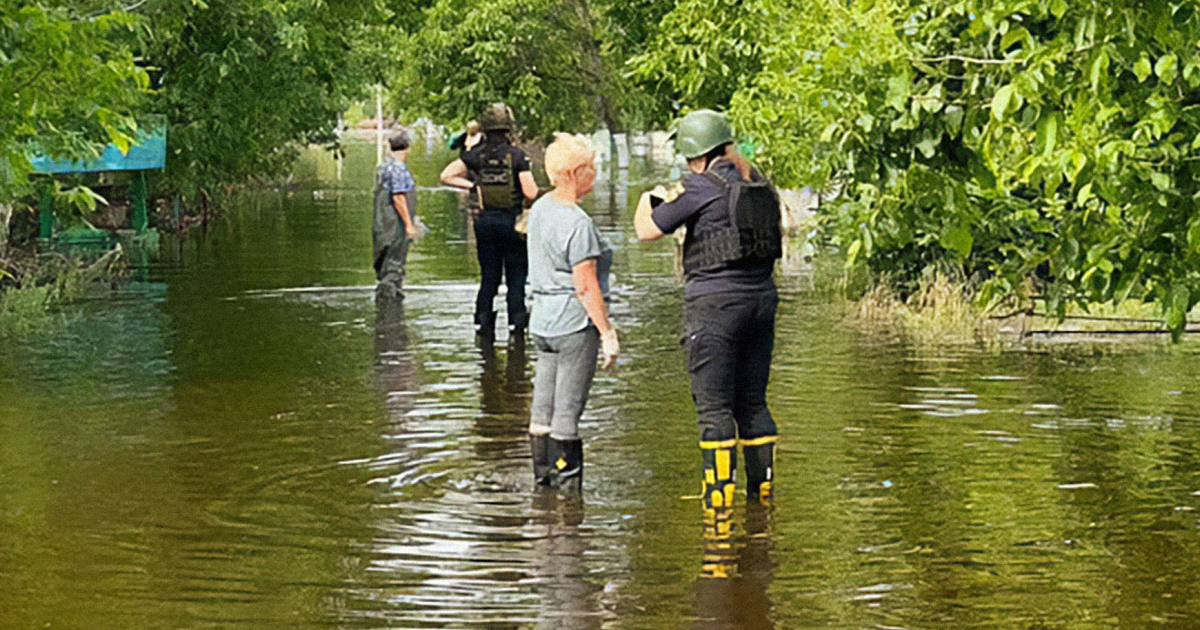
[685,287,779,445]
[474,211,528,323]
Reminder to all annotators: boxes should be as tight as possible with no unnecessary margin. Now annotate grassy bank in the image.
[810,255,1199,347]
[0,245,126,337]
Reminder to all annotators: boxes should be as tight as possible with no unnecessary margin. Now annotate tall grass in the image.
[0,245,125,337]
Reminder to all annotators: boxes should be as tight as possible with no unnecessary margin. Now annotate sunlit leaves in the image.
[0,4,147,204]
[390,0,654,136]
[697,0,1200,338]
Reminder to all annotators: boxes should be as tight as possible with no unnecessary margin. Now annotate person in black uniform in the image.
[633,110,783,516]
[440,103,539,340]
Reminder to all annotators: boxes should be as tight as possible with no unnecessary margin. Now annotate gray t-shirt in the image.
[527,194,613,338]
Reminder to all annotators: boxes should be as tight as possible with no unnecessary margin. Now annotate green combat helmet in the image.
[673,109,734,159]
[481,102,516,131]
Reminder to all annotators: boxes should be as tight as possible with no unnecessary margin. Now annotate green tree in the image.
[0,4,146,207]
[135,0,386,203]
[389,0,657,137]
[636,0,1200,338]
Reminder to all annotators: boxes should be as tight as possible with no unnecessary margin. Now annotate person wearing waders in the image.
[439,103,539,341]
[633,110,783,533]
[525,133,619,494]
[374,132,419,303]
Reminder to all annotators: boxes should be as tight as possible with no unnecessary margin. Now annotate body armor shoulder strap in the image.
[682,166,783,275]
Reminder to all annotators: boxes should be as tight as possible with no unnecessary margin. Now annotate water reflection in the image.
[694,506,775,630]
[527,492,604,630]
[10,138,1200,629]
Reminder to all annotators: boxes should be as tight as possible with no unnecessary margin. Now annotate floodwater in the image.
[5,139,1200,630]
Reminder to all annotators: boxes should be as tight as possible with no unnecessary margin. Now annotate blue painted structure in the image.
[30,127,167,239]
[29,127,167,174]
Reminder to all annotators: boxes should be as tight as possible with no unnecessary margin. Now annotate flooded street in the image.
[5,140,1200,629]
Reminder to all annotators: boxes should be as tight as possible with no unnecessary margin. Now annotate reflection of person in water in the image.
[474,341,532,461]
[693,505,775,630]
[527,493,603,630]
[374,294,418,421]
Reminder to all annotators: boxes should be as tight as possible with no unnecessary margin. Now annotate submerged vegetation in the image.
[0,245,125,337]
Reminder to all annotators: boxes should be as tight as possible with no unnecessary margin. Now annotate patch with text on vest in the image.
[477,148,516,211]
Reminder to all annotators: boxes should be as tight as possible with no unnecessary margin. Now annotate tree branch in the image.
[918,55,1026,65]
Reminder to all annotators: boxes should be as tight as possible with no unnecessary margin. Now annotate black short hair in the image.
[389,133,410,152]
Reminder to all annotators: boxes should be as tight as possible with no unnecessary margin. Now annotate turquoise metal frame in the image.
[29,127,166,240]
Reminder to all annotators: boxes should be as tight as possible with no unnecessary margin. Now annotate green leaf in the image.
[1151,171,1172,191]
[1000,26,1029,51]
[939,225,974,258]
[1134,55,1153,82]
[916,137,938,158]
[1156,53,1179,84]
[820,122,839,143]
[944,105,964,133]
[1090,49,1109,92]
[846,239,863,266]
[991,84,1016,121]
[1050,0,1068,19]
[1187,220,1200,251]
[1036,112,1060,156]
[1076,182,1093,206]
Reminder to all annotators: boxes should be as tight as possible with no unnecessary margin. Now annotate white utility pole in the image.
[376,86,385,166]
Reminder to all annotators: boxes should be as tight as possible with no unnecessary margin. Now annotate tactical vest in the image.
[474,145,518,212]
[682,167,783,275]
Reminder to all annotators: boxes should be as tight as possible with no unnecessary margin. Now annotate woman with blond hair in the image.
[525,133,619,493]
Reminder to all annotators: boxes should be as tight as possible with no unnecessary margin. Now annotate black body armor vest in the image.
[474,145,518,212]
[682,167,783,275]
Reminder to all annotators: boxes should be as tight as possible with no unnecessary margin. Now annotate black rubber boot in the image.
[508,310,529,338]
[474,310,496,341]
[549,438,583,494]
[530,434,554,487]
[742,439,776,505]
[701,444,737,514]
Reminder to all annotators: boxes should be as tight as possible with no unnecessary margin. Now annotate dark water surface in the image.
[5,141,1200,629]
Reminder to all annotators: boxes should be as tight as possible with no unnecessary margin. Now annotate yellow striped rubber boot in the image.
[742,437,776,505]
[700,444,737,514]
[699,443,737,578]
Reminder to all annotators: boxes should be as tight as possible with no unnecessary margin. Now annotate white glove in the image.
[600,328,619,370]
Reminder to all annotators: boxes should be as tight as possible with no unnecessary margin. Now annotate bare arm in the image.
[571,258,612,334]
[634,192,665,241]
[392,193,416,238]
[439,159,473,190]
[518,171,538,200]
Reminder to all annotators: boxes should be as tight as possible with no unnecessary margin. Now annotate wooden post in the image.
[376,86,385,166]
[129,170,148,233]
[0,203,10,258]
[38,183,54,240]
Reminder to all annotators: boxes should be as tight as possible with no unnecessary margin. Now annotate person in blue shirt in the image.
[374,132,418,302]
